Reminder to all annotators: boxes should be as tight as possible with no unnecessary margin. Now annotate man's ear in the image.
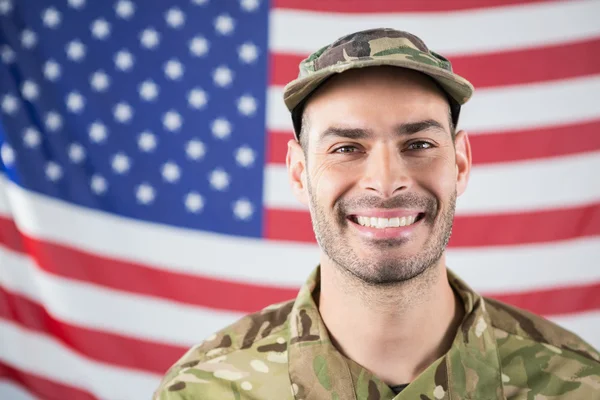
[286,139,309,207]
[454,130,472,197]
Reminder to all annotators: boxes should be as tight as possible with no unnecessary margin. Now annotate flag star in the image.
[42,7,61,28]
[214,14,235,35]
[188,88,207,109]
[66,40,86,61]
[189,36,209,57]
[1,94,18,115]
[21,80,39,101]
[139,80,159,101]
[68,0,85,9]
[186,139,205,160]
[1,45,15,64]
[164,59,184,80]
[113,102,133,123]
[91,18,111,39]
[211,118,232,139]
[66,91,85,113]
[90,70,110,92]
[238,42,258,64]
[209,168,230,191]
[115,49,134,71]
[89,121,108,143]
[21,29,37,48]
[163,110,182,132]
[90,174,107,194]
[213,65,234,87]
[138,131,157,152]
[140,28,160,49]
[44,60,61,81]
[165,7,185,28]
[233,198,254,220]
[235,145,255,167]
[45,111,63,131]
[237,94,257,116]
[161,161,181,183]
[112,152,131,174]
[46,162,63,181]
[185,192,204,213]
[0,0,13,15]
[23,127,41,148]
[1,143,15,166]
[240,0,260,11]
[136,183,155,204]
[191,0,209,5]
[115,0,135,19]
[68,143,86,163]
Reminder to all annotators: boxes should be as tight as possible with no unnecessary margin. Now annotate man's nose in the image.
[360,145,411,198]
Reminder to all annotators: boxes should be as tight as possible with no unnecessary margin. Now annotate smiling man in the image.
[154,28,600,400]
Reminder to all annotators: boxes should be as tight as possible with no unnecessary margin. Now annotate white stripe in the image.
[0,244,241,346]
[267,75,600,133]
[0,381,38,400]
[549,310,600,351]
[270,0,600,55]
[0,320,160,400]
[264,151,600,213]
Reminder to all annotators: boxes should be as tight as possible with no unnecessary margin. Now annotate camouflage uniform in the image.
[154,267,600,399]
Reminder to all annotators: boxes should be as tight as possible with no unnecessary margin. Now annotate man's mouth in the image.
[348,213,425,229]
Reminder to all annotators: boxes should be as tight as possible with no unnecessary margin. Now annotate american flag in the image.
[0,0,598,398]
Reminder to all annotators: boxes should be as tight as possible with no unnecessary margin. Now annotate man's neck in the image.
[317,256,464,386]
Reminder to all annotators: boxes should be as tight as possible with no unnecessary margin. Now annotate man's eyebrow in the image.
[395,119,446,135]
[318,127,373,141]
[318,120,446,142]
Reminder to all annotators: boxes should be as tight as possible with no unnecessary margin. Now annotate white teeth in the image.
[355,215,420,229]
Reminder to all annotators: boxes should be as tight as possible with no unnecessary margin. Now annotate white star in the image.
[23,127,41,148]
[113,102,133,123]
[1,45,15,64]
[114,50,134,71]
[140,28,160,49]
[161,161,181,183]
[189,36,209,57]
[45,161,63,181]
[42,7,61,28]
[188,88,207,109]
[115,0,135,19]
[138,80,159,101]
[211,118,232,139]
[185,192,204,213]
[138,131,156,152]
[91,18,111,39]
[237,94,257,116]
[233,198,254,220]
[89,121,108,143]
[235,145,255,167]
[66,91,85,113]
[165,7,185,28]
[164,59,184,80]
[68,0,85,9]
[21,29,37,49]
[214,14,235,35]
[162,110,182,132]
[1,94,18,115]
[44,60,61,81]
[45,111,62,131]
[136,183,155,204]
[213,65,233,87]
[90,70,110,92]
[21,80,39,101]
[1,143,15,166]
[112,152,131,174]
[68,143,86,163]
[0,0,13,15]
[240,0,260,12]
[191,0,209,5]
[90,174,107,194]
[66,40,86,61]
[238,42,258,64]
[209,168,230,191]
[186,139,205,160]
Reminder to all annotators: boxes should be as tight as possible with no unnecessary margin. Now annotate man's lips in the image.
[347,211,426,230]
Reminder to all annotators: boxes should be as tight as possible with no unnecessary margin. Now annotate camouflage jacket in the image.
[154,267,600,399]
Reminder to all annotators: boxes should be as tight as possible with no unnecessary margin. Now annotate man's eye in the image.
[407,141,433,150]
[334,146,358,153]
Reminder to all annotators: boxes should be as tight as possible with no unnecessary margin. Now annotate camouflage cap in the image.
[283,28,475,139]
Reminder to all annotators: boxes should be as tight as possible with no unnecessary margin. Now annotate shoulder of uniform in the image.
[483,296,600,364]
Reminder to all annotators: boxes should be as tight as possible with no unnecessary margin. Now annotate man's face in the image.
[287,67,471,285]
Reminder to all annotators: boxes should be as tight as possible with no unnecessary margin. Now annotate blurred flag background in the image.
[0,0,598,399]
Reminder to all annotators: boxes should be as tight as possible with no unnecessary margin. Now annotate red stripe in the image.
[270,38,600,88]
[267,119,600,166]
[273,0,551,13]
[0,285,185,374]
[0,361,96,400]
[264,203,600,246]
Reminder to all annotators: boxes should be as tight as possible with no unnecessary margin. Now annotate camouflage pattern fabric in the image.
[153,267,600,399]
